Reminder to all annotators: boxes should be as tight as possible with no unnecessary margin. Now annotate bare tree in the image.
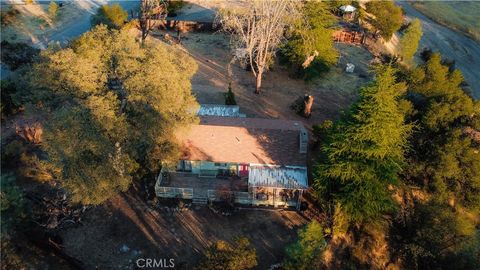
[132,0,168,44]
[217,0,299,94]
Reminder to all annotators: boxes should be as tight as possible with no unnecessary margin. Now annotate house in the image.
[155,105,308,208]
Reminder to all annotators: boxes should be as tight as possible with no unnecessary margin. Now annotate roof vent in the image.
[299,127,308,154]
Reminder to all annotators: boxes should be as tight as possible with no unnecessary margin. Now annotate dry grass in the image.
[1,2,89,44]
[411,1,480,42]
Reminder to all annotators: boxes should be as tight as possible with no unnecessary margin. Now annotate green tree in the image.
[366,1,403,40]
[315,65,411,225]
[404,53,480,210]
[224,83,236,105]
[283,0,338,79]
[91,4,128,29]
[399,19,422,64]
[48,1,58,18]
[392,200,479,269]
[196,237,257,270]
[0,173,26,236]
[284,221,326,270]
[18,25,198,205]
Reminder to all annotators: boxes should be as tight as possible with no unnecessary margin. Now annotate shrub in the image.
[224,83,237,105]
[0,7,20,26]
[167,0,185,16]
[312,120,333,144]
[284,221,327,270]
[196,236,257,270]
[0,41,40,70]
[48,1,59,18]
[91,4,128,29]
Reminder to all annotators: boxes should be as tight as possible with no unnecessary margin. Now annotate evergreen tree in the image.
[18,25,198,205]
[315,65,411,225]
[366,1,403,40]
[404,53,480,210]
[284,221,326,270]
[283,0,338,79]
[399,19,422,64]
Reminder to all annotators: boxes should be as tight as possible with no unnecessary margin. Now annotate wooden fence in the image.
[333,30,367,45]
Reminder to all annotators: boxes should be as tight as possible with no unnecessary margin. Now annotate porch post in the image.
[297,189,303,210]
[252,187,255,206]
[273,188,276,207]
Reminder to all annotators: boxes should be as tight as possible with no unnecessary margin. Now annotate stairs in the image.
[192,197,208,205]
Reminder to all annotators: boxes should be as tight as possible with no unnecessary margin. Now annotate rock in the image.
[345,63,355,73]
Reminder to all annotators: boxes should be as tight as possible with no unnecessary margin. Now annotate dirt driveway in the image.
[398,1,480,99]
[60,191,308,269]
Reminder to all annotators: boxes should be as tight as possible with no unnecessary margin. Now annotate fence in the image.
[156,186,194,199]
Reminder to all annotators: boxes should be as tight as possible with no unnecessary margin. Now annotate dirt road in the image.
[397,1,480,99]
[35,0,140,48]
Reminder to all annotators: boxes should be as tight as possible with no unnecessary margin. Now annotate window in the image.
[214,162,227,167]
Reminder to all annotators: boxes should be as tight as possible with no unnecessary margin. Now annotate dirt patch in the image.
[1,2,93,44]
[60,191,308,269]
[174,31,373,129]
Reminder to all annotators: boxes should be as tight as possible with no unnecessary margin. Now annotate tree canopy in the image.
[404,53,480,210]
[399,18,423,64]
[284,221,326,270]
[315,65,411,225]
[17,25,198,205]
[366,1,403,40]
[282,0,338,80]
[91,3,128,29]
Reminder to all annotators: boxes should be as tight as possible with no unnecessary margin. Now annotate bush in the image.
[299,59,331,81]
[0,41,40,70]
[196,236,257,270]
[167,0,185,16]
[1,79,19,120]
[284,221,326,270]
[312,120,333,145]
[91,4,128,29]
[48,1,59,18]
[0,7,20,26]
[224,83,236,105]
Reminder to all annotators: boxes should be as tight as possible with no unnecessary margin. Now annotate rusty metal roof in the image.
[248,165,308,189]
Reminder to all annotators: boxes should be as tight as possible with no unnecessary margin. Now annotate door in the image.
[239,164,249,177]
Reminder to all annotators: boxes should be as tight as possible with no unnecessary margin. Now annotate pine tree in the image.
[315,65,411,225]
[283,1,338,79]
[284,221,326,270]
[405,53,480,210]
[399,19,422,64]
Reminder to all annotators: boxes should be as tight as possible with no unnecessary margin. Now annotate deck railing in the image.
[156,187,194,199]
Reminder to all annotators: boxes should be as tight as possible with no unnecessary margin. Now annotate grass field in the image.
[411,1,480,42]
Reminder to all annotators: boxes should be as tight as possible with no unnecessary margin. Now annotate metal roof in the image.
[197,104,246,117]
[248,165,308,189]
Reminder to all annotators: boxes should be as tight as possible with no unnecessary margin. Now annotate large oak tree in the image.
[17,25,198,205]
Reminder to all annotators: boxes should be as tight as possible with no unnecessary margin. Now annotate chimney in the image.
[299,127,308,154]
